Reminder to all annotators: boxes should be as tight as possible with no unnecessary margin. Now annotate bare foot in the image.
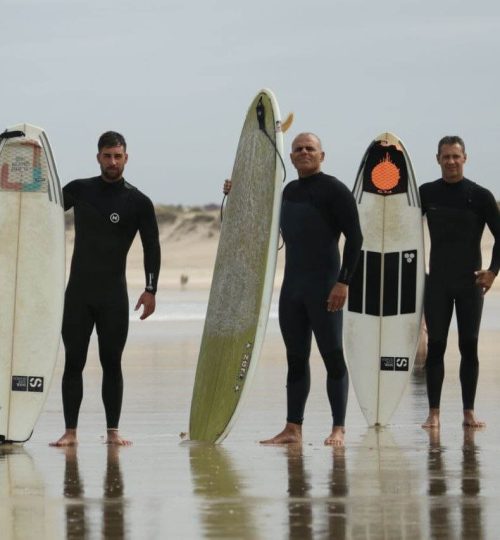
[260,422,302,445]
[49,429,78,447]
[463,410,485,428]
[106,429,132,446]
[422,408,440,429]
[324,426,345,447]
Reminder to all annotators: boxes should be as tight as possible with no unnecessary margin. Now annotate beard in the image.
[101,165,123,181]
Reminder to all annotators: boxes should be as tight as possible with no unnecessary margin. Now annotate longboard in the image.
[0,124,65,443]
[189,89,285,442]
[344,132,425,426]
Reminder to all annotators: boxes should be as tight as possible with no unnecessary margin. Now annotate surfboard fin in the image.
[281,112,294,133]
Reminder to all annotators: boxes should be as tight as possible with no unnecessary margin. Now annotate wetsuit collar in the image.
[439,177,465,187]
[99,175,125,187]
[440,176,464,185]
[298,172,324,181]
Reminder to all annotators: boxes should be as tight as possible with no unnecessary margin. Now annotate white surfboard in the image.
[189,89,285,443]
[344,132,425,426]
[0,124,65,443]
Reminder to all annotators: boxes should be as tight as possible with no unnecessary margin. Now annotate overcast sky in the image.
[2,0,499,204]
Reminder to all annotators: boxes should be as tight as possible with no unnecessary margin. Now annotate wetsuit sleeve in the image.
[419,184,428,216]
[481,189,500,275]
[332,183,363,285]
[137,196,161,294]
[62,180,79,211]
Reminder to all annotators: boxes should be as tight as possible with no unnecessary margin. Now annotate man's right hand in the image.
[475,269,496,295]
[223,179,232,195]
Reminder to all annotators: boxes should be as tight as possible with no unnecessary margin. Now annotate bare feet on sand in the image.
[106,429,132,446]
[324,426,345,447]
[422,409,485,428]
[260,422,302,444]
[49,429,78,447]
[422,408,440,429]
[463,410,485,428]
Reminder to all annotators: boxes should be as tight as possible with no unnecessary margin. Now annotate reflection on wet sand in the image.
[63,447,87,538]
[425,428,484,540]
[62,446,125,539]
[102,446,125,539]
[284,444,348,539]
[349,428,422,538]
[188,443,257,539]
[327,448,348,539]
[285,444,313,540]
[0,445,52,539]
[426,428,450,537]
[461,428,483,539]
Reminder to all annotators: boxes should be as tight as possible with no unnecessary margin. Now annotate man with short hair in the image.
[51,131,161,446]
[261,132,362,446]
[225,133,362,446]
[420,136,500,429]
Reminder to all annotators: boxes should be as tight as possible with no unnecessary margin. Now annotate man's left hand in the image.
[135,291,156,320]
[327,282,348,312]
[475,269,496,295]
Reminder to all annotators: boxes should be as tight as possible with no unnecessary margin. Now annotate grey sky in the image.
[2,0,499,204]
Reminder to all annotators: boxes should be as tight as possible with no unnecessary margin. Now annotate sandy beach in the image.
[2,209,500,539]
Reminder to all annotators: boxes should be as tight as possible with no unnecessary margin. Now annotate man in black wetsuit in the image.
[51,131,161,447]
[420,136,500,429]
[226,132,362,446]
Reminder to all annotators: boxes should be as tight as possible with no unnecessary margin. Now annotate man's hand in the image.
[223,179,232,195]
[327,282,348,312]
[475,269,496,295]
[135,291,156,320]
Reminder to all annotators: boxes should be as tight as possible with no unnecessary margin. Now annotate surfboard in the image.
[0,124,65,443]
[189,89,285,443]
[344,132,425,426]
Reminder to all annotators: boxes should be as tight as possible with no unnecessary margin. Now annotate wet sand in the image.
[2,286,500,539]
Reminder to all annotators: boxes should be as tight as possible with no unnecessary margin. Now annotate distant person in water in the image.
[224,133,362,446]
[50,131,161,447]
[420,136,500,429]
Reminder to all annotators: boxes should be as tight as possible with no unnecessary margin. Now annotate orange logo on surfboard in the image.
[371,152,400,192]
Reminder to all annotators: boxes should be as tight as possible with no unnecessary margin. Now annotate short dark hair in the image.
[437,136,465,155]
[98,131,127,151]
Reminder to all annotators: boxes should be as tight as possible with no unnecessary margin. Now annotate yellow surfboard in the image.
[189,89,285,442]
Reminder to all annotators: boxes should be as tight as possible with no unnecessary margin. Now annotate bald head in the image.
[290,132,325,178]
[291,132,323,151]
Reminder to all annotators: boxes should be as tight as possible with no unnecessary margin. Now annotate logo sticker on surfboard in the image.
[0,142,49,193]
[380,357,409,372]
[11,376,45,392]
[234,342,254,392]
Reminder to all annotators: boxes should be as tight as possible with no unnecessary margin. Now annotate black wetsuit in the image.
[420,178,500,410]
[279,172,363,426]
[62,176,161,429]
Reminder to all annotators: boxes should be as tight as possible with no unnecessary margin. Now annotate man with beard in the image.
[51,131,161,446]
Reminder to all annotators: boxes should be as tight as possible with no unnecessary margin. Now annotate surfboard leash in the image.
[0,129,25,140]
[256,97,287,185]
[258,98,295,251]
[220,98,291,224]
